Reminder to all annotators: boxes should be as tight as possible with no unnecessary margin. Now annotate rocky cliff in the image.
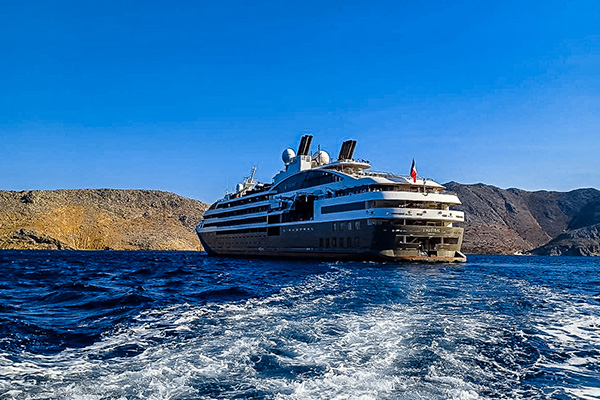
[445,183,600,256]
[0,190,208,250]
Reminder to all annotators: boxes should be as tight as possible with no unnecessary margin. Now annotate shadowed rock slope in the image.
[445,183,600,256]
[0,190,208,250]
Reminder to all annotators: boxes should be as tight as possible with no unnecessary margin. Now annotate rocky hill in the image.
[529,224,600,256]
[445,182,600,256]
[0,190,208,250]
[1,185,599,255]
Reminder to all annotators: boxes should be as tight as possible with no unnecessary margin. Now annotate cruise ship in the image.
[196,135,466,262]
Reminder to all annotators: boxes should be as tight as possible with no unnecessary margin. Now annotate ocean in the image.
[0,251,598,399]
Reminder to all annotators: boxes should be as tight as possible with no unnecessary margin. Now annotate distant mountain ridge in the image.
[0,189,208,250]
[445,182,600,256]
[1,185,599,255]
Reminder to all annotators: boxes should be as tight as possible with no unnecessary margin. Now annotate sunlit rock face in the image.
[0,189,208,250]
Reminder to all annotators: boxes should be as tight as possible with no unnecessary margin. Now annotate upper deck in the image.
[204,135,460,220]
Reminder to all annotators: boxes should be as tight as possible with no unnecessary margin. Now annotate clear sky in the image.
[1,0,599,202]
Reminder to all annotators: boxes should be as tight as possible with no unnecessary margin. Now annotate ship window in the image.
[340,223,345,231]
[354,221,360,230]
[274,170,341,194]
[325,238,330,247]
[347,238,352,247]
[204,215,267,228]
[319,238,323,247]
[347,222,352,231]
[332,238,337,246]
[354,237,360,247]
[321,201,366,214]
[340,238,344,248]
[332,222,337,231]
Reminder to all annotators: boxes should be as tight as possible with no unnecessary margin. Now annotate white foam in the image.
[1,267,597,399]
[565,386,600,400]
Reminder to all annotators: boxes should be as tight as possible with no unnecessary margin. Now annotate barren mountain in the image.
[0,190,208,250]
[446,182,600,255]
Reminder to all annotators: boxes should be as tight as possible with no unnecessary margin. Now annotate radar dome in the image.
[282,148,296,165]
[313,150,330,166]
[235,183,244,193]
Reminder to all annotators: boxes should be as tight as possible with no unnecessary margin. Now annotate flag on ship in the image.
[410,159,417,183]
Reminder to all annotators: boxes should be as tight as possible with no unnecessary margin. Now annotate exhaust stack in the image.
[297,135,313,156]
[338,139,357,160]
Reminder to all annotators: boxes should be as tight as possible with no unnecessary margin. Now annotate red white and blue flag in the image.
[410,159,417,183]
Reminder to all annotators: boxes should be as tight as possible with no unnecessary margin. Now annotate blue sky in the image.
[1,0,599,202]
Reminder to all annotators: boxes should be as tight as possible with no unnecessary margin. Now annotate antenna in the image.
[249,165,257,182]
[241,165,258,192]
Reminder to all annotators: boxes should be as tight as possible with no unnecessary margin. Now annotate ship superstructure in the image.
[196,135,466,262]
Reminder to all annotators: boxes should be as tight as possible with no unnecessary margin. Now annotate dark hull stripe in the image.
[197,218,465,263]
[203,250,466,263]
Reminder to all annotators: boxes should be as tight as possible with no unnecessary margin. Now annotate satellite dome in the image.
[235,183,244,193]
[313,150,330,166]
[282,148,296,165]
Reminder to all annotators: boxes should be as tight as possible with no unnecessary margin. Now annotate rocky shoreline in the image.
[1,185,599,255]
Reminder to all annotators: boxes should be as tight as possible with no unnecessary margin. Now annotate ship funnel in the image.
[348,140,357,159]
[338,141,348,160]
[297,135,313,156]
[338,139,357,160]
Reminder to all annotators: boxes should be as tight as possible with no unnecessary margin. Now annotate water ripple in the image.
[0,251,598,399]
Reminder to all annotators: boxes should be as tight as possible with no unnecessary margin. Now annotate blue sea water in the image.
[0,251,599,399]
